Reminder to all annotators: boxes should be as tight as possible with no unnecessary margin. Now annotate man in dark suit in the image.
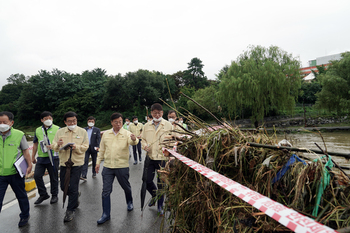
[81,116,101,180]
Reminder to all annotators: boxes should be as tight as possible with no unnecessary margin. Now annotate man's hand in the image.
[46,145,52,150]
[70,144,76,150]
[58,138,64,146]
[26,164,32,176]
[137,135,141,139]
[32,156,37,164]
[144,145,151,152]
[130,134,136,141]
[95,164,100,174]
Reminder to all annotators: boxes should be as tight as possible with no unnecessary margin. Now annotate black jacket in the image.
[84,126,101,153]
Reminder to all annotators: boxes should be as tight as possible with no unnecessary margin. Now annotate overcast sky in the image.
[0,0,349,88]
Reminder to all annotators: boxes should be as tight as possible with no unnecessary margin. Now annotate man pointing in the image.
[95,112,139,224]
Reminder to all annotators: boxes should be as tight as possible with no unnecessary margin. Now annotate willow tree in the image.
[218,45,301,127]
[315,52,350,114]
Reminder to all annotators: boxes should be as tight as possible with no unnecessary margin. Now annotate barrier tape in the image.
[164,148,338,233]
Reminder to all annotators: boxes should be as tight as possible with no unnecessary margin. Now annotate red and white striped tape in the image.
[164,148,338,233]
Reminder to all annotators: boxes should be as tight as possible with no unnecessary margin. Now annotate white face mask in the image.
[126,121,130,125]
[168,118,175,123]
[133,120,138,124]
[67,125,77,131]
[179,121,183,124]
[44,120,52,127]
[147,120,152,123]
[153,117,162,123]
[88,122,94,127]
[0,124,11,132]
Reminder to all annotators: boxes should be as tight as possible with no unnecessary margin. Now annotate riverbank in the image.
[247,126,350,134]
[229,115,350,133]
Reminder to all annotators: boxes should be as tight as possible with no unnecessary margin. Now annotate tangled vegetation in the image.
[161,117,350,232]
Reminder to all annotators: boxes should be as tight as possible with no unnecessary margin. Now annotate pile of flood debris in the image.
[161,121,350,232]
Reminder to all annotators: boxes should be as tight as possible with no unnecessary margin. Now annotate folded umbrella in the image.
[141,154,151,212]
[62,147,74,208]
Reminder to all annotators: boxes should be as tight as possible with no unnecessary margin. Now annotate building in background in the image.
[300,53,343,82]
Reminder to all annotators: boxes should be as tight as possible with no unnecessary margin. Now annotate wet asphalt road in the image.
[0,151,169,233]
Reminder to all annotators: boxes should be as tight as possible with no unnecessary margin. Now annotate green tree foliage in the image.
[298,65,326,105]
[125,69,166,108]
[6,73,27,85]
[183,58,209,90]
[0,74,28,115]
[13,68,108,125]
[55,90,99,121]
[169,71,184,100]
[218,45,301,124]
[216,65,229,81]
[298,81,322,104]
[80,68,109,107]
[311,64,327,79]
[187,85,221,118]
[315,52,350,114]
[176,86,196,111]
[102,69,177,120]
[102,74,130,111]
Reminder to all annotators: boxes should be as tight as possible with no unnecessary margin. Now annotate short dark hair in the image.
[87,116,96,121]
[64,111,78,121]
[40,111,53,119]
[168,110,176,115]
[110,112,123,121]
[0,111,14,121]
[132,116,138,121]
[151,103,162,111]
[179,117,184,120]
[125,117,130,121]
[148,114,153,119]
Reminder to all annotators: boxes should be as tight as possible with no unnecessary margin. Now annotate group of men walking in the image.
[0,102,183,228]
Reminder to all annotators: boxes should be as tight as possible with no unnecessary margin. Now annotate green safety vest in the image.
[123,124,128,130]
[35,125,59,158]
[0,128,24,176]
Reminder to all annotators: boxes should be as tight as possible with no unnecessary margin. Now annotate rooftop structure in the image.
[300,53,343,81]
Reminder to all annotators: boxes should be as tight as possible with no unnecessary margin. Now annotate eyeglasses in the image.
[152,111,162,116]
[66,120,77,124]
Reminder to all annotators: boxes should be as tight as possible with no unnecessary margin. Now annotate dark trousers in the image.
[133,139,142,162]
[81,147,97,177]
[102,167,132,204]
[146,159,166,197]
[0,174,30,219]
[34,157,59,197]
[60,166,82,211]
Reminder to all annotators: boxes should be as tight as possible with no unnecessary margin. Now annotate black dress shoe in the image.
[18,216,30,227]
[127,202,134,211]
[34,194,50,204]
[64,210,74,222]
[50,196,58,204]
